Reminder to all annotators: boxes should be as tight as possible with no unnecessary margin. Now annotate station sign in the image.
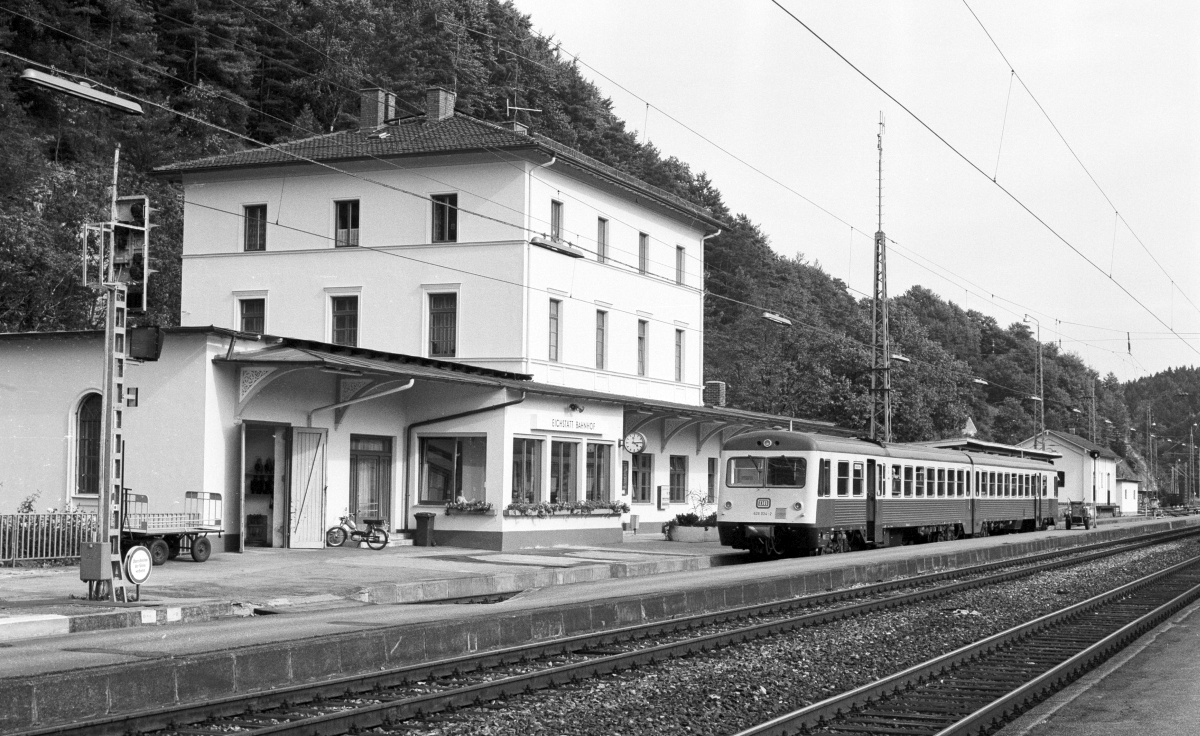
[528,413,617,436]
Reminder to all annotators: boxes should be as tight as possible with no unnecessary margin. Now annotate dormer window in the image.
[335,199,359,248]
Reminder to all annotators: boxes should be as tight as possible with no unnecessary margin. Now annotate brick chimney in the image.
[426,86,456,121]
[359,88,395,128]
[703,381,727,407]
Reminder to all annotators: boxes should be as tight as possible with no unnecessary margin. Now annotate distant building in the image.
[1016,430,1131,515]
[1115,460,1142,512]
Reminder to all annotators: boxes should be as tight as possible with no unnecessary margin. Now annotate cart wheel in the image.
[326,527,348,547]
[191,536,212,562]
[149,539,170,566]
[366,528,389,550]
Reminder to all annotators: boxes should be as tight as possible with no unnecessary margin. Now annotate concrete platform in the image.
[1000,595,1200,736]
[2,517,1197,734]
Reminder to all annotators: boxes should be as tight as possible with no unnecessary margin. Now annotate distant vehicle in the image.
[717,431,1058,558]
[1063,501,1094,530]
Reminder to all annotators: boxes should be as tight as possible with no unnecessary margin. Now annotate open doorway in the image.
[242,423,289,548]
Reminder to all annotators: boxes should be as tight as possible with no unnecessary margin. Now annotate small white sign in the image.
[125,546,153,586]
[166,607,182,622]
[140,609,156,624]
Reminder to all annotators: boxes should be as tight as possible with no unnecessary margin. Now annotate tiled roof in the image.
[154,113,723,229]
[1040,429,1120,460]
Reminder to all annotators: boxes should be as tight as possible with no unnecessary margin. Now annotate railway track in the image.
[27,527,1199,736]
[735,552,1200,736]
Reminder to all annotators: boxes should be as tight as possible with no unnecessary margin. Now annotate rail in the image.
[0,513,97,566]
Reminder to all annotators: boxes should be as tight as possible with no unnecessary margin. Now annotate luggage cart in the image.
[121,491,224,565]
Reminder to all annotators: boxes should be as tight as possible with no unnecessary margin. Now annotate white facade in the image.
[179,154,707,405]
[1017,431,1131,515]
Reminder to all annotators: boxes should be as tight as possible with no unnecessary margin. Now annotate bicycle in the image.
[325,515,390,550]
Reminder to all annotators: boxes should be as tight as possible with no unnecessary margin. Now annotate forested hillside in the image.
[1,0,1192,495]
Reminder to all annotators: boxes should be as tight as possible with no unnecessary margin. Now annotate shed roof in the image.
[1031,429,1120,460]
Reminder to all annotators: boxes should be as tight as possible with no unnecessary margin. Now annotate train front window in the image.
[727,456,807,487]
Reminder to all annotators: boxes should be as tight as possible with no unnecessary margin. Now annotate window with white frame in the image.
[334,199,359,247]
[675,246,685,285]
[512,438,542,503]
[331,296,358,346]
[595,310,607,370]
[244,204,267,251]
[674,329,684,382]
[429,293,457,357]
[75,393,102,495]
[669,455,687,503]
[596,217,609,263]
[549,440,577,504]
[550,200,563,241]
[586,443,611,501]
[637,320,648,376]
[419,436,486,503]
[631,453,652,503]
[240,298,265,334]
[548,299,561,362]
[432,193,457,243]
[707,457,717,503]
[638,232,648,274]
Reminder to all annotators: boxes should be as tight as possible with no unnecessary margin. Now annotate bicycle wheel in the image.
[326,527,347,547]
[366,528,389,550]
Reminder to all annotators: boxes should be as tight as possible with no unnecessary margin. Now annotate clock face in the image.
[624,432,646,454]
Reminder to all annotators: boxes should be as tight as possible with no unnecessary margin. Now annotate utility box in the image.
[413,512,436,547]
[79,542,113,581]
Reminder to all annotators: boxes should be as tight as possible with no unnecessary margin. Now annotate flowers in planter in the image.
[444,497,494,514]
[503,500,631,517]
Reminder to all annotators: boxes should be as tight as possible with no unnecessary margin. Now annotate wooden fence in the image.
[0,513,98,566]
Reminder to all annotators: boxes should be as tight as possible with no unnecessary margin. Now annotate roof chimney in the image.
[359,88,395,128]
[425,86,456,121]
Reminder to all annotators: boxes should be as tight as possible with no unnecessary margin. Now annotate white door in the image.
[289,428,327,549]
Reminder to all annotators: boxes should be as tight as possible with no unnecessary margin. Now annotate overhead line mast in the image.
[870,114,891,443]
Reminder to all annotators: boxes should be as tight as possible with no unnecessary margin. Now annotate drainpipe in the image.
[402,390,527,530]
[306,379,415,428]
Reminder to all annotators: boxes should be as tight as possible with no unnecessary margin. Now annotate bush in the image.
[669,512,717,529]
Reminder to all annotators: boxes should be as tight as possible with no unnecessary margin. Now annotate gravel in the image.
[377,539,1200,736]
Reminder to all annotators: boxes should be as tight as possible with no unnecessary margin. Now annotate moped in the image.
[325,515,389,549]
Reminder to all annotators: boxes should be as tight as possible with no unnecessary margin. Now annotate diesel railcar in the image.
[717,431,1058,557]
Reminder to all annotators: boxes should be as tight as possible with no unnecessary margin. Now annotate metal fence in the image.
[0,513,98,566]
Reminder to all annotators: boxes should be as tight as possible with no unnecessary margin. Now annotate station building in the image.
[0,88,845,551]
[1016,429,1130,515]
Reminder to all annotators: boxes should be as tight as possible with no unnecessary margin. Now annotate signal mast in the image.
[870,114,891,443]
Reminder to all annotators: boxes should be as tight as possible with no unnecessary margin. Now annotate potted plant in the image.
[444,497,495,515]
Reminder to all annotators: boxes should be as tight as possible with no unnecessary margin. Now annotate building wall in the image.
[1023,436,1118,508]
[0,332,221,517]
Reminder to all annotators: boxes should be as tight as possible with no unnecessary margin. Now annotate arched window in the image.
[76,393,102,495]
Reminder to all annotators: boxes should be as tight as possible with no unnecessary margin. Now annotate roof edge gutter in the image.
[401,390,528,530]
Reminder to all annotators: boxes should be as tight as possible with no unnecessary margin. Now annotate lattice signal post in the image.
[870,115,892,443]
[79,146,151,601]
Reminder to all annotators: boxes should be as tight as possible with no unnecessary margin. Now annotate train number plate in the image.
[756,498,771,508]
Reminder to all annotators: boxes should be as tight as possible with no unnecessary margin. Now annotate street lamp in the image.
[761,311,792,326]
[1023,315,1045,450]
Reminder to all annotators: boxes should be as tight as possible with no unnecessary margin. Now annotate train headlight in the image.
[792,502,803,511]
[723,501,732,510]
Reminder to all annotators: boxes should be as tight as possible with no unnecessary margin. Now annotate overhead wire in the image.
[767,0,1200,360]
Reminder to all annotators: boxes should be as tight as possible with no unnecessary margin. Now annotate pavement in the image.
[999,596,1200,736]
[2,516,1198,734]
[0,531,742,641]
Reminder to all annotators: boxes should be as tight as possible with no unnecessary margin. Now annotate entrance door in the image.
[866,460,877,543]
[288,428,327,548]
[350,435,391,523]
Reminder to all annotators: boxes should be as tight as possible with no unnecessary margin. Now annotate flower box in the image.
[445,507,496,517]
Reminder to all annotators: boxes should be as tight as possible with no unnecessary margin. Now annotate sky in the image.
[509,0,1200,382]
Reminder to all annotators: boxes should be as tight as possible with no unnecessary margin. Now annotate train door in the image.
[866,460,877,543]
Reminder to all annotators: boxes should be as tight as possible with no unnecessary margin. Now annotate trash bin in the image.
[414,512,437,547]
